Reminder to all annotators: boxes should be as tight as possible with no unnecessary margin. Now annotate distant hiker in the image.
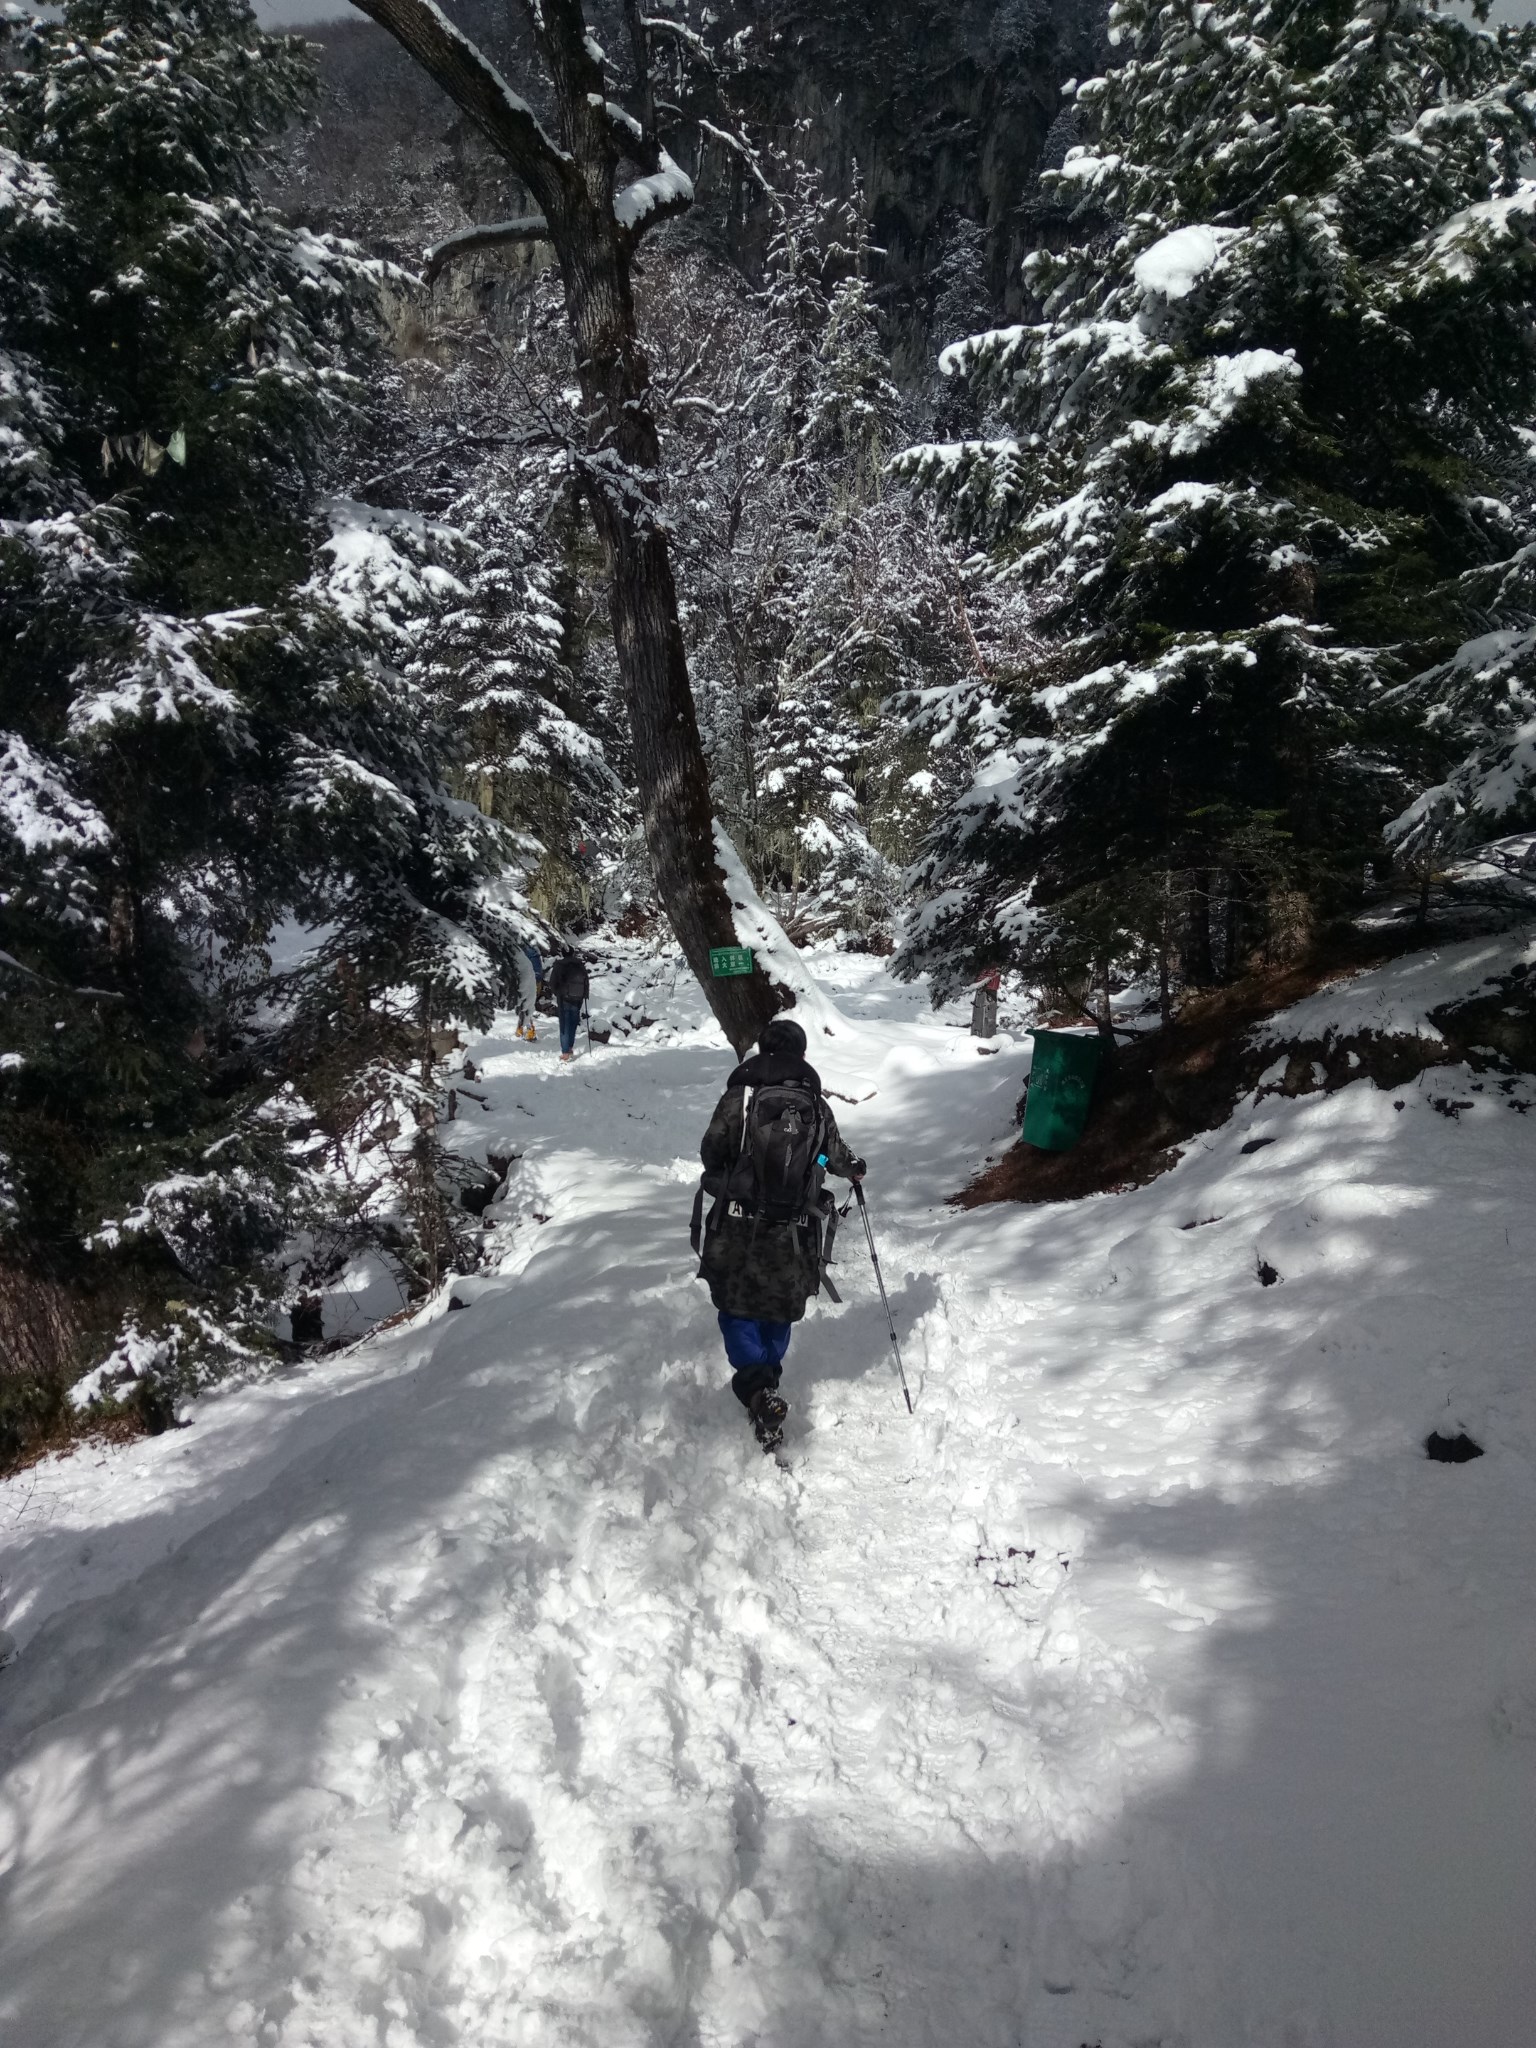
[516,940,543,1041]
[691,1017,865,1451]
[970,967,1001,1039]
[548,947,589,1062]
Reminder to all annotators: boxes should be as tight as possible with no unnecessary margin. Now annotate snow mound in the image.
[1132,223,1242,301]
[1252,928,1536,1051]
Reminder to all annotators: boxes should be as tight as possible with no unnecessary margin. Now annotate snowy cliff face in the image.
[721,0,1109,375]
[274,0,1108,385]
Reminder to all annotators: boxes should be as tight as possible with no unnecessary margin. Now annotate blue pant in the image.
[558,1001,582,1054]
[718,1311,791,1408]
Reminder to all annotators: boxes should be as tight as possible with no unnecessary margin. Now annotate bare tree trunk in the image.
[349,0,778,1055]
[1415,841,1437,929]
[560,238,776,1051]
[1182,869,1215,987]
[1222,876,1244,983]
[415,986,441,1291]
[721,592,760,842]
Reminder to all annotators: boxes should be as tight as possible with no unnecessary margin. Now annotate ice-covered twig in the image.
[696,117,775,197]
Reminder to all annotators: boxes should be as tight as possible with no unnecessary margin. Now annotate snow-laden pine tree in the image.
[1384,473,1536,900]
[406,460,623,928]
[335,243,633,928]
[927,212,994,438]
[747,172,907,936]
[0,0,548,1436]
[899,0,1536,1011]
[0,0,360,1314]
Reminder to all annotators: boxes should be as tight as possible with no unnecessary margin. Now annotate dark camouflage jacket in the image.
[695,1050,861,1322]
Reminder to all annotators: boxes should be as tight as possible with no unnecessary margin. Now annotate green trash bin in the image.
[1022,1028,1104,1151]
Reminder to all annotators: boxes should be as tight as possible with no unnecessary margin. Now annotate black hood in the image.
[726,1048,823,1094]
[759,1017,808,1059]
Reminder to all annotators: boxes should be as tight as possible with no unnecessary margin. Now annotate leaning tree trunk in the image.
[563,239,780,1054]
[347,0,780,1056]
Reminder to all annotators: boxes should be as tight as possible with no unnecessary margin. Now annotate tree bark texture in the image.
[1181,869,1216,987]
[349,0,778,1054]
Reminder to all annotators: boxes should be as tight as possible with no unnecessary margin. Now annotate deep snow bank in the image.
[1,946,1533,2048]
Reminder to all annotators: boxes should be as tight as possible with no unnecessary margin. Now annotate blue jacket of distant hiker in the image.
[694,1046,862,1323]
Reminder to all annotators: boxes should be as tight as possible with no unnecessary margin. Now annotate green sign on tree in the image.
[709,945,754,978]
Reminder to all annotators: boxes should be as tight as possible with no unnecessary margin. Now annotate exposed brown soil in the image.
[955,922,1536,1210]
[1,1403,152,1479]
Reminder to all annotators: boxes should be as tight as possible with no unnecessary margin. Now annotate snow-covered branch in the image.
[347,0,574,203]
[423,213,551,285]
[614,147,693,237]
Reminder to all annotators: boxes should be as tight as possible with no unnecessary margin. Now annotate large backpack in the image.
[690,1078,842,1299]
[550,954,588,1004]
[732,1081,827,1221]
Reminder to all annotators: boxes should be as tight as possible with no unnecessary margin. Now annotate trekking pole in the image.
[852,1181,913,1414]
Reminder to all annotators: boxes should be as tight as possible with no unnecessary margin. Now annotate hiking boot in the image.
[559,1051,574,1063]
[748,1387,788,1451]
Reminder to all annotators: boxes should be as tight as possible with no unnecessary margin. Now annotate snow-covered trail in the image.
[3,953,1536,2048]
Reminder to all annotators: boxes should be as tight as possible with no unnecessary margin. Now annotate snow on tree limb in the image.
[614,148,693,234]
[347,0,574,199]
[640,13,711,59]
[0,735,110,855]
[422,213,551,285]
[0,947,124,1000]
[696,117,775,196]
[712,824,849,1039]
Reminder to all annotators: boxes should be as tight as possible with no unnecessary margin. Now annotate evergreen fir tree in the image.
[899,0,1536,1008]
[411,469,623,921]
[927,212,994,439]
[1384,472,1536,895]
[801,214,902,492]
[0,0,547,1427]
[343,261,629,927]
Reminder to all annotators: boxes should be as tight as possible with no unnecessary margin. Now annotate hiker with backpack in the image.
[548,947,589,1063]
[691,1016,866,1450]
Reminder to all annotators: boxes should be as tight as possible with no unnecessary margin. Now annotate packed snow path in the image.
[3,953,1536,2048]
